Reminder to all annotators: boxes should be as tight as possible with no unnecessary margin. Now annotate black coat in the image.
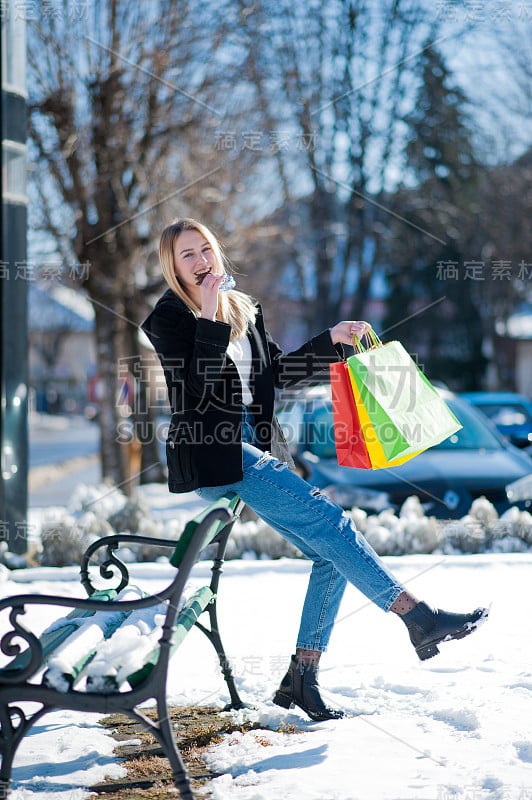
[141,289,344,493]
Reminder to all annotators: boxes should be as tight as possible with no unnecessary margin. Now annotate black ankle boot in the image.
[272,655,345,722]
[401,602,489,661]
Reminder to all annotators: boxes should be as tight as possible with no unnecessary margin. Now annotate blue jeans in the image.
[196,410,404,652]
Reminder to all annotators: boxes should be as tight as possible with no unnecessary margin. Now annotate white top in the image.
[226,335,253,406]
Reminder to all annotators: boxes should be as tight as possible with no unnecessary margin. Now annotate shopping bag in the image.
[347,367,422,469]
[330,360,422,469]
[347,330,462,461]
[330,360,372,468]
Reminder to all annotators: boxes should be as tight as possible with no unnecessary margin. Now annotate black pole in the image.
[1,5,29,556]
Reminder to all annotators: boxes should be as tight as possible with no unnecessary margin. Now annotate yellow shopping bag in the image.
[347,367,422,468]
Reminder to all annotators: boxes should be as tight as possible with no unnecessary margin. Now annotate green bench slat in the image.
[126,585,214,689]
[43,601,133,691]
[169,494,240,568]
[0,588,118,678]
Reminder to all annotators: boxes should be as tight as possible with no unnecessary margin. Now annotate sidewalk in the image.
[29,454,101,507]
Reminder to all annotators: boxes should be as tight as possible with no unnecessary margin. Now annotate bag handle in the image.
[352,327,382,353]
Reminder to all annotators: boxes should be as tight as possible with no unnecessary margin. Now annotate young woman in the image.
[141,217,488,722]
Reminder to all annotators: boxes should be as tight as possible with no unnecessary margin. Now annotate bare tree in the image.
[27,0,257,486]
[450,15,532,387]
[231,0,442,334]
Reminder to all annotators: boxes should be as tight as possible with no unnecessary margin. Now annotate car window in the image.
[277,398,337,457]
[433,399,502,450]
[277,402,305,450]
[474,403,532,427]
[307,404,337,459]
[277,392,504,454]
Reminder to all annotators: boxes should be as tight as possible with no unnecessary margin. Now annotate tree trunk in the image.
[91,300,125,487]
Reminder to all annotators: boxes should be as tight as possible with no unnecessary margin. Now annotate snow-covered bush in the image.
[68,481,128,518]
[363,497,441,556]
[38,484,164,566]
[28,481,532,567]
[443,516,489,554]
[440,499,532,555]
[107,496,151,535]
[500,507,532,544]
[35,480,301,565]
[469,496,499,528]
[223,519,303,560]
[40,515,95,567]
[400,497,442,554]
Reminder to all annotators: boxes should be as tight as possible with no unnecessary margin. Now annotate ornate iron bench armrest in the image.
[80,532,184,596]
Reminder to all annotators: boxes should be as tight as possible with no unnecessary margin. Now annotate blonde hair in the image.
[159,218,256,339]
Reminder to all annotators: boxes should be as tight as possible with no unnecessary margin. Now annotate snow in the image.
[1,486,532,799]
[3,710,128,800]
[43,586,148,692]
[84,603,168,692]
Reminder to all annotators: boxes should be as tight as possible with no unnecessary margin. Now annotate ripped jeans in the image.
[196,412,405,652]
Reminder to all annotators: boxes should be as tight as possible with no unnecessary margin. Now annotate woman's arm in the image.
[265,318,370,390]
[329,320,370,345]
[142,300,232,401]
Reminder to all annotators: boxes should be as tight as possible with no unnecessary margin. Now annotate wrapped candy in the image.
[219,274,236,292]
[196,270,236,291]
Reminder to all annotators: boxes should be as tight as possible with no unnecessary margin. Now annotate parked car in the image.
[460,391,532,450]
[276,385,532,519]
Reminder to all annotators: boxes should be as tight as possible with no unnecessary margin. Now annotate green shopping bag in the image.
[347,329,462,461]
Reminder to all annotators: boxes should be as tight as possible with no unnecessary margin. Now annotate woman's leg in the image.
[235,445,406,613]
[197,444,488,717]
[197,460,352,720]
[199,444,405,644]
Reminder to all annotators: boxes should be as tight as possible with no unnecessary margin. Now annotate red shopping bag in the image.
[330,361,372,468]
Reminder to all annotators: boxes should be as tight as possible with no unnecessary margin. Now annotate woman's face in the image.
[173,229,220,297]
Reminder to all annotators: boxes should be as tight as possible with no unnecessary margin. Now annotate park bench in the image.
[0,492,246,800]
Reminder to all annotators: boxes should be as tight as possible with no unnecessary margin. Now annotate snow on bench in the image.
[0,493,246,800]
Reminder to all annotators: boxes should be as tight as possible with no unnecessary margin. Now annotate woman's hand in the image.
[199,273,225,321]
[329,320,371,345]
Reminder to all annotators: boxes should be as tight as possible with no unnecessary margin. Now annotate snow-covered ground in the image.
[1,485,532,800]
